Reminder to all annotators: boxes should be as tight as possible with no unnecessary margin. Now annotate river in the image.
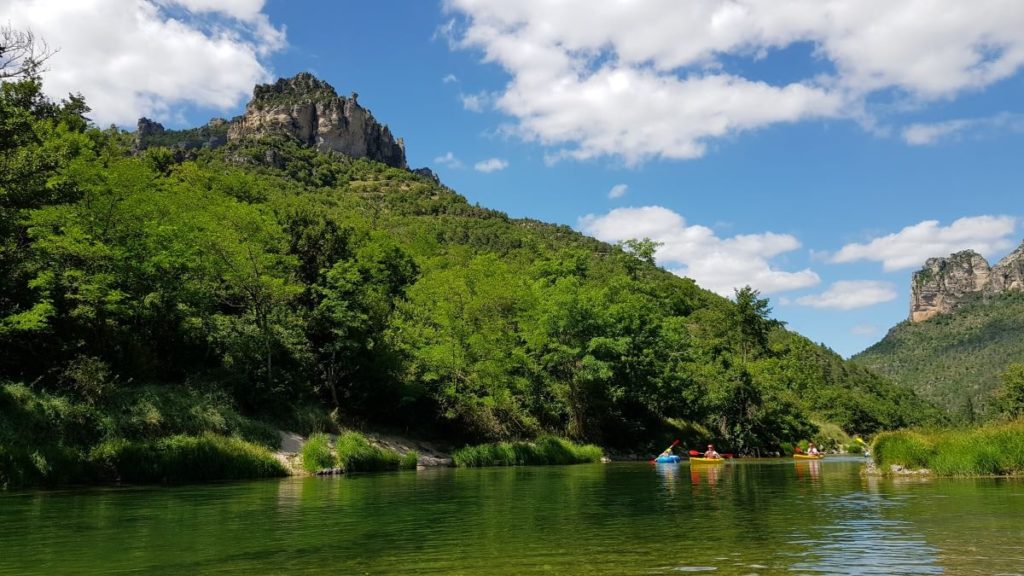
[1,457,1022,575]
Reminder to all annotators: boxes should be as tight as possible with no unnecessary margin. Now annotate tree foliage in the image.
[0,72,942,479]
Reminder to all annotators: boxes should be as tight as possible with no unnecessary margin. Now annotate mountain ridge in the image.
[855,240,1024,416]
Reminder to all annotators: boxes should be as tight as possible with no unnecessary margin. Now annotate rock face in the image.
[990,242,1024,293]
[226,72,406,168]
[910,240,1024,322]
[133,117,229,152]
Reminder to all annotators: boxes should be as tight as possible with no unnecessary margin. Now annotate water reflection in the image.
[789,492,942,575]
[794,459,821,482]
[654,462,680,496]
[689,462,722,487]
[2,460,1020,575]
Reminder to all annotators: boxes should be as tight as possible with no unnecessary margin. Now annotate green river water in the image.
[1,457,1022,575]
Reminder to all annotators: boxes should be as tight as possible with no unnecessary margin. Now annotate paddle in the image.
[651,439,680,462]
[689,449,729,459]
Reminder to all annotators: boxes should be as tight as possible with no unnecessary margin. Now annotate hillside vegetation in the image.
[854,291,1024,419]
[0,76,940,486]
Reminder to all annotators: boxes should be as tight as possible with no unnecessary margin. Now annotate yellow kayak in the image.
[793,453,823,460]
[690,457,725,464]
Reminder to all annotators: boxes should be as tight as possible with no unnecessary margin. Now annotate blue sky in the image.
[7,0,1022,356]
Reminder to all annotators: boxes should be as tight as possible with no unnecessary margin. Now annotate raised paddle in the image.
[651,439,680,462]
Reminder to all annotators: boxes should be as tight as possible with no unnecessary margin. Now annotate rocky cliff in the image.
[910,240,1024,322]
[133,117,229,152]
[226,73,406,168]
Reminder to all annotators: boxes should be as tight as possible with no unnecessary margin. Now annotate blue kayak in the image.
[654,455,681,463]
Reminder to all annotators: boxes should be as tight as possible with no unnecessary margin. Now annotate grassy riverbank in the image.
[452,436,603,467]
[872,419,1024,476]
[300,431,418,473]
[0,382,285,488]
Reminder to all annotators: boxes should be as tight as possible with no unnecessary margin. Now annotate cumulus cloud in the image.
[474,157,508,173]
[0,0,284,126]
[795,281,898,310]
[903,112,1024,145]
[434,151,464,169]
[832,216,1018,271]
[578,206,820,295]
[607,184,629,199]
[442,73,459,84]
[444,0,1024,163]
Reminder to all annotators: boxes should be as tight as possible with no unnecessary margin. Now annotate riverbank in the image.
[870,419,1024,477]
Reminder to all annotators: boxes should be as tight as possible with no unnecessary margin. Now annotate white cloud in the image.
[474,157,508,173]
[851,324,879,336]
[902,119,975,146]
[903,112,1024,145]
[443,73,459,84]
[607,184,629,199]
[444,0,1024,163]
[832,216,1018,271]
[460,91,492,112]
[796,281,898,310]
[1,0,284,126]
[578,206,820,295]
[434,151,464,169]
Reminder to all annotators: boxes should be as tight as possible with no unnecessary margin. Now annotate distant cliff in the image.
[227,73,406,168]
[856,239,1024,416]
[134,73,407,169]
[910,240,1024,322]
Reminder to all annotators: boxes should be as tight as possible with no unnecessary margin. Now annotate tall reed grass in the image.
[300,432,334,473]
[872,420,1024,476]
[90,433,287,483]
[335,432,401,472]
[452,436,603,467]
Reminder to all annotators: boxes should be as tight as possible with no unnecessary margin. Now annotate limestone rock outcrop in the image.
[226,73,406,168]
[133,117,229,152]
[990,242,1024,293]
[910,240,1024,322]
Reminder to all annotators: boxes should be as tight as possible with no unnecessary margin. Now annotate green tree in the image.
[997,363,1024,420]
[734,285,782,364]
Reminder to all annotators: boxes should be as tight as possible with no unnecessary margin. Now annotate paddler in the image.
[703,444,720,459]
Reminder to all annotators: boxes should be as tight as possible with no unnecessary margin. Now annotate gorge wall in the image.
[910,240,1024,322]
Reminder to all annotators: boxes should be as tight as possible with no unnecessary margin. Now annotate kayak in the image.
[690,457,725,465]
[793,453,823,460]
[655,455,681,463]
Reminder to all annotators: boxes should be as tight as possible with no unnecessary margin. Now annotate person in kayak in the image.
[703,444,720,459]
[806,442,820,456]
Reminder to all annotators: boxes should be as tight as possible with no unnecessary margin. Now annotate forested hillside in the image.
[854,291,1024,419]
[0,74,941,485]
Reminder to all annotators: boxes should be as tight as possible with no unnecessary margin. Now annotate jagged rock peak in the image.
[909,240,1024,322]
[228,72,407,169]
[991,240,1024,293]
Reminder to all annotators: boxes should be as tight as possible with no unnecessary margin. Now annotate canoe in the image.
[654,455,681,463]
[689,457,725,465]
[793,454,823,460]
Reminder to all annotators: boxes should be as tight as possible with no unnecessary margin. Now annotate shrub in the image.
[301,433,334,473]
[335,432,400,472]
